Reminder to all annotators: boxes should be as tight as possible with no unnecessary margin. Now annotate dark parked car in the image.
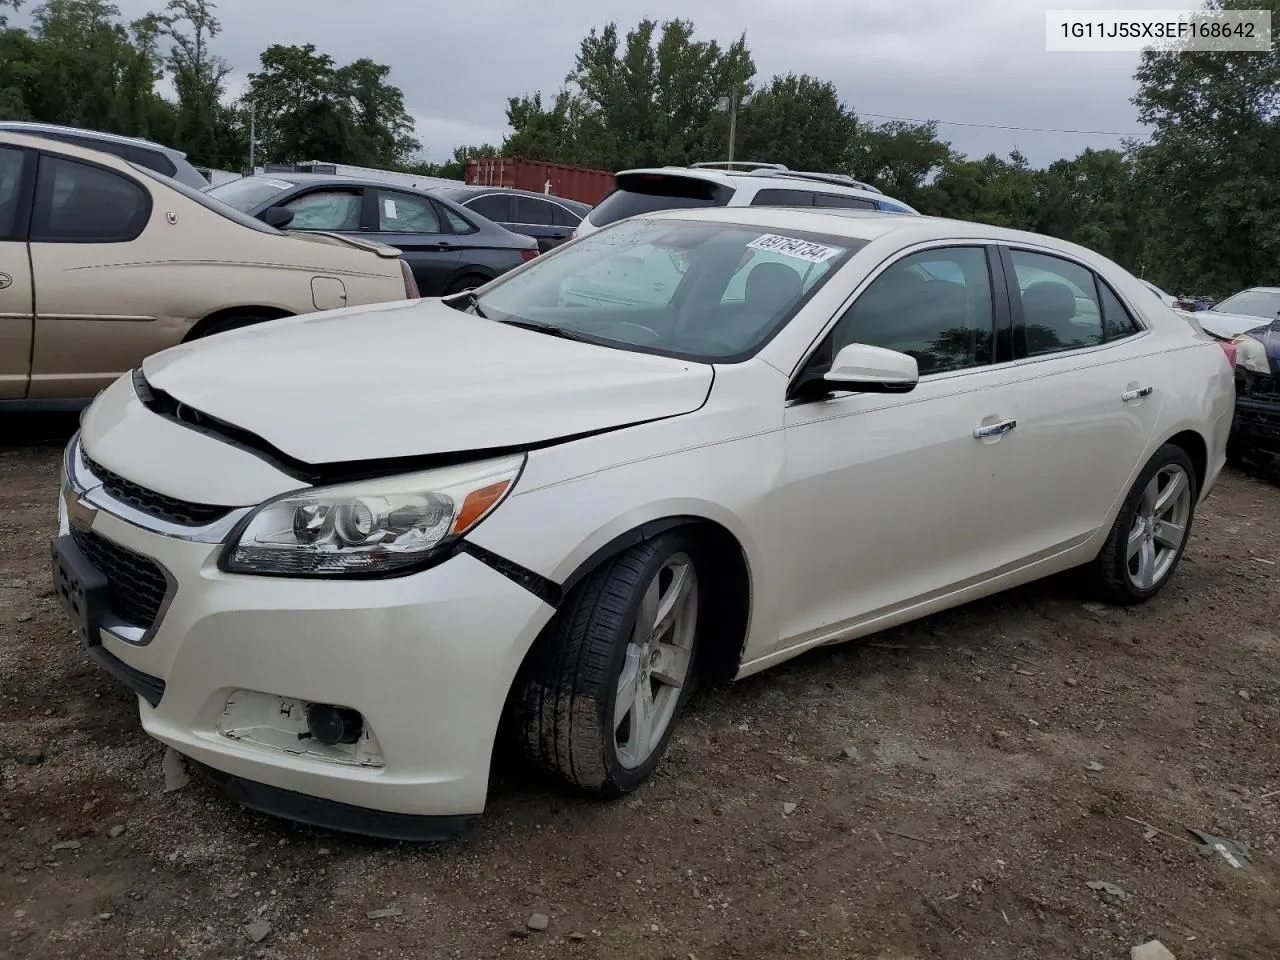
[1226,316,1280,467]
[429,185,591,253]
[204,174,538,296]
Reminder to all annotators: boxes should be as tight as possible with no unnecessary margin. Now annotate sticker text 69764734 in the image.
[747,234,843,264]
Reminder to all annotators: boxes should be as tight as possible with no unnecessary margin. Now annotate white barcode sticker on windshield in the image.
[747,234,842,263]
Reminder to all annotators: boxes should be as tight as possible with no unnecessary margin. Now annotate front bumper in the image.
[54,437,554,837]
[1231,370,1280,455]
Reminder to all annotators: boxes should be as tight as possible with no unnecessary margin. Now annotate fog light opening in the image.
[304,703,364,746]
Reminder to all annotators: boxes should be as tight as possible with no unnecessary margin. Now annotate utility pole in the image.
[727,91,738,166]
[248,101,256,173]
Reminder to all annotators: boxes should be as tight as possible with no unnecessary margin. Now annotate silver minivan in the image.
[0,121,208,189]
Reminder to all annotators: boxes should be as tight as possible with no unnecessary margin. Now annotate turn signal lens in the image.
[451,480,512,535]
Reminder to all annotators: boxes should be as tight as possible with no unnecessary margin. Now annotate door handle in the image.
[1122,386,1153,402]
[973,418,1017,439]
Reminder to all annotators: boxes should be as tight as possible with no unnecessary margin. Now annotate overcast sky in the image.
[37,0,1180,168]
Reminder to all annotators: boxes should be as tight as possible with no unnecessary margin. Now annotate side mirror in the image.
[260,205,295,229]
[824,343,919,393]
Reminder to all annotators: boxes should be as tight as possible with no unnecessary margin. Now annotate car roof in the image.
[242,172,458,194]
[0,129,159,167]
[619,165,880,193]
[431,184,590,208]
[638,204,1111,257]
[0,120,184,157]
[1238,286,1280,294]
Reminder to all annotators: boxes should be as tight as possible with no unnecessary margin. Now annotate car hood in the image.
[140,299,713,466]
[1194,309,1272,340]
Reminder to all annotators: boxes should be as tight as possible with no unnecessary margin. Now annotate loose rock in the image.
[162,748,190,793]
[1131,940,1176,960]
[840,745,860,761]
[568,931,587,941]
[1086,879,1129,903]
[107,825,126,839]
[1086,761,1105,771]
[15,750,44,766]
[51,840,81,852]
[527,912,550,931]
[366,907,402,920]
[243,920,272,943]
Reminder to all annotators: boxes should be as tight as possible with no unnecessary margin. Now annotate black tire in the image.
[1091,443,1198,605]
[1225,431,1247,468]
[445,274,488,297]
[517,530,707,796]
[192,314,275,339]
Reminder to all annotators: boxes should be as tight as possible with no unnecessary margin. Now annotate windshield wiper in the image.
[498,318,599,344]
[445,290,487,318]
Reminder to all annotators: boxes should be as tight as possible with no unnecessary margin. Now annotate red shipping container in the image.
[465,157,614,206]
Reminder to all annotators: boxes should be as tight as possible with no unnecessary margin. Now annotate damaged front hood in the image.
[141,299,713,466]
[1195,309,1272,341]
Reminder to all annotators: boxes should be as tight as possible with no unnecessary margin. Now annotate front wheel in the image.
[1091,443,1198,605]
[517,531,705,796]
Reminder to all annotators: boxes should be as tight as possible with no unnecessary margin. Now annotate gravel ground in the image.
[2,415,1279,960]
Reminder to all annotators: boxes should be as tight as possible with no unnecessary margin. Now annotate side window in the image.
[123,145,177,178]
[829,246,995,376]
[751,188,814,207]
[375,190,442,233]
[814,193,876,210]
[551,203,581,228]
[0,147,26,240]
[1009,249,1104,356]
[465,194,511,222]
[877,200,912,214]
[284,189,362,231]
[440,205,476,234]
[1099,282,1142,340]
[30,155,150,243]
[513,196,556,225]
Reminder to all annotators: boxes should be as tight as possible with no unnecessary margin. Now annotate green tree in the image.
[852,120,951,208]
[734,73,856,171]
[1033,148,1139,269]
[925,151,1037,229]
[160,0,242,168]
[1130,0,1280,294]
[505,19,754,170]
[246,43,419,166]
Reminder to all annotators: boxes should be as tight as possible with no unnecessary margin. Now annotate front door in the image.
[775,244,1025,648]
[27,152,160,400]
[0,145,34,400]
[363,188,462,296]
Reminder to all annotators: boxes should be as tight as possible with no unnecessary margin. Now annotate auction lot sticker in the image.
[747,234,843,264]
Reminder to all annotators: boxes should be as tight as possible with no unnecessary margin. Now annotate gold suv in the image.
[0,132,417,410]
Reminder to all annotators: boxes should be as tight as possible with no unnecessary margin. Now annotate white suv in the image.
[575,161,918,237]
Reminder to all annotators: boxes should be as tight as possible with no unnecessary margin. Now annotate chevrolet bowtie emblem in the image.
[66,493,97,532]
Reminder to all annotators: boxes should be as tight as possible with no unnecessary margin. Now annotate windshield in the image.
[204,176,297,213]
[128,164,283,234]
[588,174,733,227]
[471,217,864,361]
[1213,289,1280,320]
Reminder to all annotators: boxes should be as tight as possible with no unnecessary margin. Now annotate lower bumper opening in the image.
[187,758,478,842]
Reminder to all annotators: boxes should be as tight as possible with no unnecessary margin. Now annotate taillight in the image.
[520,248,538,263]
[1218,340,1237,368]
[399,259,419,299]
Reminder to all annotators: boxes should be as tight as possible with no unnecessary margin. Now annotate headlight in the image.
[221,453,524,577]
[1232,334,1271,374]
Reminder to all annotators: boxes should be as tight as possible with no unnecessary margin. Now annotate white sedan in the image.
[52,207,1235,839]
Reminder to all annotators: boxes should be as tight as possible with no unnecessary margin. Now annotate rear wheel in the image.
[517,531,705,796]
[445,274,488,297]
[1091,443,1198,604]
[191,313,277,339]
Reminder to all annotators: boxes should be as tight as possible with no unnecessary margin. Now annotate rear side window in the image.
[589,174,732,227]
[751,188,814,207]
[551,203,581,227]
[31,155,151,242]
[1099,282,1142,340]
[815,193,876,210]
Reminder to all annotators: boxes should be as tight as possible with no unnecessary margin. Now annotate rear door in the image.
[996,245,1165,560]
[511,195,569,253]
[363,187,461,295]
[0,145,34,400]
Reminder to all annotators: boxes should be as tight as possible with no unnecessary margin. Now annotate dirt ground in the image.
[2,415,1279,960]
